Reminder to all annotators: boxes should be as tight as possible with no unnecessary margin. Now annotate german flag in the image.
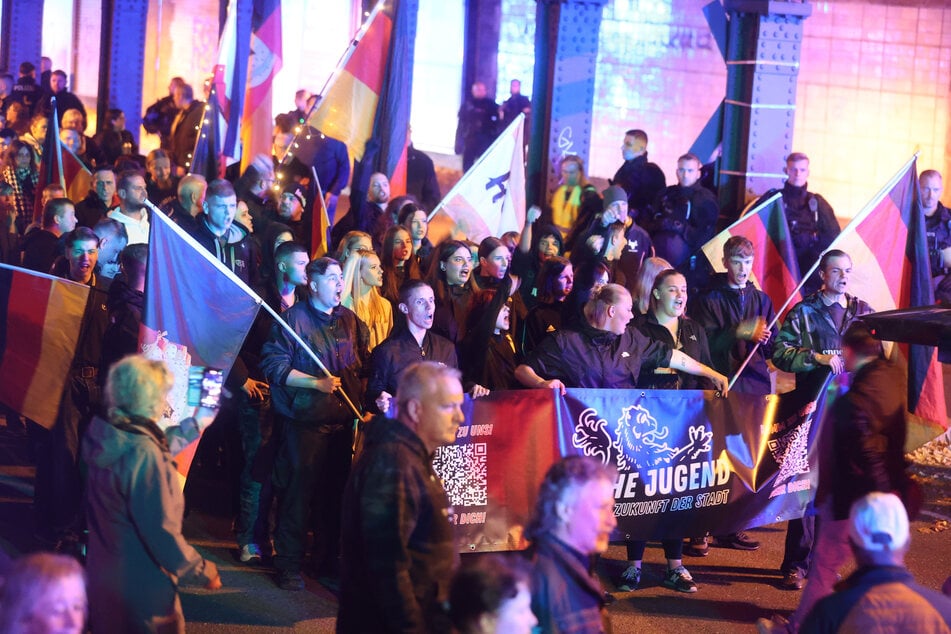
[0,265,89,429]
[818,155,947,448]
[701,191,801,320]
[307,2,393,162]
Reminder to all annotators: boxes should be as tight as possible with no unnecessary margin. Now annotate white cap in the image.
[849,492,910,552]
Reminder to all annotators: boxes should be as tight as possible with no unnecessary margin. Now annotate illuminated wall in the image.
[497,0,951,218]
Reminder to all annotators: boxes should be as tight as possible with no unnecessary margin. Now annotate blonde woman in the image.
[342,248,393,351]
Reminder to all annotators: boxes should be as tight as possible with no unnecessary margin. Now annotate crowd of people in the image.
[0,62,950,632]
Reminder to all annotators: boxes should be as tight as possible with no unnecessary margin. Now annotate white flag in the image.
[430,114,525,242]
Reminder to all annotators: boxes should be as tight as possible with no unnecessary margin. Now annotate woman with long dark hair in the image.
[426,239,478,348]
[379,224,421,305]
[522,255,572,353]
[474,236,527,347]
[0,139,37,235]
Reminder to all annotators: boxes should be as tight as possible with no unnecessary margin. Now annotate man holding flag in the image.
[771,249,873,591]
[33,226,110,549]
[260,257,369,591]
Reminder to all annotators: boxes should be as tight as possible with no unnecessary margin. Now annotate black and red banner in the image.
[434,387,830,553]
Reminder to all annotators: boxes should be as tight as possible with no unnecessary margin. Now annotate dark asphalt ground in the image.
[1,418,948,633]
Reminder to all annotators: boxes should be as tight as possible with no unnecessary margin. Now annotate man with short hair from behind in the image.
[91,218,128,281]
[760,322,917,633]
[161,173,206,234]
[338,361,463,633]
[11,61,41,115]
[798,493,951,632]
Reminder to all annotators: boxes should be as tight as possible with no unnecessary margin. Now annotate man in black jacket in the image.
[367,280,459,414]
[338,362,462,633]
[611,128,666,219]
[692,236,776,396]
[759,324,913,633]
[260,256,368,591]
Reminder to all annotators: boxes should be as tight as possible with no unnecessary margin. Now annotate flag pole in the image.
[310,165,329,257]
[254,298,364,421]
[727,152,921,389]
[427,113,525,222]
[50,96,65,189]
[142,199,364,420]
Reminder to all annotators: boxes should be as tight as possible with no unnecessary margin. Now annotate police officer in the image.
[777,153,840,295]
[920,170,951,292]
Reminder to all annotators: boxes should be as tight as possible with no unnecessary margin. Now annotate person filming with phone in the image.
[82,355,222,633]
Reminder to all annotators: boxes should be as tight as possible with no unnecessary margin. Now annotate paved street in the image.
[1,419,949,633]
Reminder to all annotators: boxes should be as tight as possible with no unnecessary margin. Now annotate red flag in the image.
[240,0,282,170]
[0,265,89,429]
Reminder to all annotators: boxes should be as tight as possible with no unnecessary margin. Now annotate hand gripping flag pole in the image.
[142,199,364,421]
[727,152,921,390]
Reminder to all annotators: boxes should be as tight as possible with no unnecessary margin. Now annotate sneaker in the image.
[755,614,791,633]
[683,536,709,557]
[277,571,305,591]
[780,569,805,590]
[714,531,760,551]
[239,543,262,565]
[663,565,698,593]
[615,564,641,592]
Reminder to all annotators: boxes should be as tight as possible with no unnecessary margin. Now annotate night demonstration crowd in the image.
[0,60,949,633]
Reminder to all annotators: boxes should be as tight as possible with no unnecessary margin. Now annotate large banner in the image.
[435,387,829,553]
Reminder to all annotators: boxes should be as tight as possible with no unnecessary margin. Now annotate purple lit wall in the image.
[497,0,951,218]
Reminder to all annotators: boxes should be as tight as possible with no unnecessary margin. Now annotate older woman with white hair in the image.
[82,355,221,633]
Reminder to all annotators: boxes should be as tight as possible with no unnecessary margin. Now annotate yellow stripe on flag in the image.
[22,280,88,428]
[309,71,379,161]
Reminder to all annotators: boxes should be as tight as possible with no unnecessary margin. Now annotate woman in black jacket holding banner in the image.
[515,282,727,596]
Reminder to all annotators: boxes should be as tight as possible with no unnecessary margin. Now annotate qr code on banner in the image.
[433,443,488,507]
[768,419,811,483]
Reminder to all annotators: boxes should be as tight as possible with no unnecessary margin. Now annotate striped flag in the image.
[307,2,392,162]
[428,114,526,243]
[240,0,282,171]
[212,0,248,163]
[189,86,224,182]
[701,192,801,319]
[34,97,91,221]
[140,207,260,480]
[348,0,417,213]
[310,171,331,258]
[817,155,947,447]
[0,265,89,429]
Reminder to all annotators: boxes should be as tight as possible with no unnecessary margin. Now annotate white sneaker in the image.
[239,543,262,564]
